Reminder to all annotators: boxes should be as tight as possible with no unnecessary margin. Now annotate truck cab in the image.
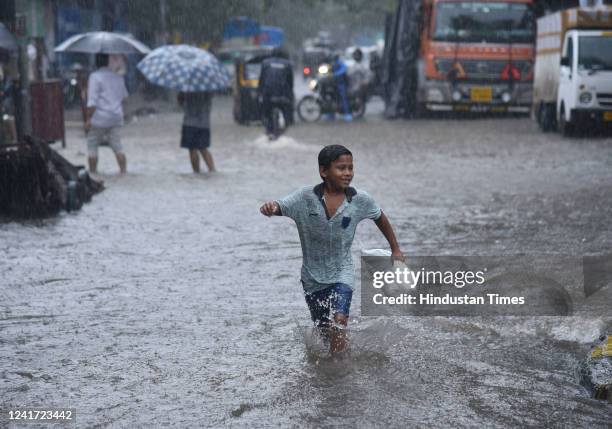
[419,0,535,114]
[557,30,612,134]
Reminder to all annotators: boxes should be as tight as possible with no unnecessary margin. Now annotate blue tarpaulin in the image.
[223,17,260,40]
[257,26,284,47]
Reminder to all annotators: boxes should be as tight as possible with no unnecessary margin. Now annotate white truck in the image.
[533,5,612,135]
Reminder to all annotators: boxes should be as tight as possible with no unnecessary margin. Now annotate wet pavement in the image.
[1,96,612,427]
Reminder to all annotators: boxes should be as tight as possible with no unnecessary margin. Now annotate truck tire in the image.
[559,105,574,137]
[538,103,555,132]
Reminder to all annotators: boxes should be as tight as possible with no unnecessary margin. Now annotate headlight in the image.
[501,92,512,103]
[70,78,77,85]
[318,64,329,75]
[452,90,462,102]
[308,79,317,90]
[579,92,592,104]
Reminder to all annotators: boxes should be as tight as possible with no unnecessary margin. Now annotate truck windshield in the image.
[578,36,612,72]
[433,2,534,44]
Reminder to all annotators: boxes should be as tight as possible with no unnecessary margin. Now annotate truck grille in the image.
[435,59,532,81]
[597,93,612,107]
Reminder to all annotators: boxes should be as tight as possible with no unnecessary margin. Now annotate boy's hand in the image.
[391,249,404,262]
[260,201,280,217]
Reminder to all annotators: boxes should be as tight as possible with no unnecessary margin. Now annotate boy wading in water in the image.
[260,145,403,355]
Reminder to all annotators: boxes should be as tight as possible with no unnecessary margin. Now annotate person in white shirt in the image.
[347,48,371,97]
[85,54,129,174]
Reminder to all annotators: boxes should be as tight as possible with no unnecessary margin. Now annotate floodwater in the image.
[1,96,611,427]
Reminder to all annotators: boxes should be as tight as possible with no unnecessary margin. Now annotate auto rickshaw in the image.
[232,47,273,125]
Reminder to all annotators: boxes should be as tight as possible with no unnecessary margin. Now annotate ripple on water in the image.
[249,135,318,152]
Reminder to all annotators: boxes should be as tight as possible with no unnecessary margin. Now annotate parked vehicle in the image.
[302,46,330,80]
[0,77,16,144]
[220,17,285,88]
[297,63,366,122]
[231,47,274,124]
[533,5,612,135]
[62,71,80,108]
[383,0,536,116]
[61,63,86,109]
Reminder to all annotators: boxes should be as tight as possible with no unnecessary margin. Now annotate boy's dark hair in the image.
[318,145,352,179]
[95,53,109,68]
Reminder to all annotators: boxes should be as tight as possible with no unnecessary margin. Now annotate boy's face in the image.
[320,154,354,190]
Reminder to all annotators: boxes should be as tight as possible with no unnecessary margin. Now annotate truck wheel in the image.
[559,106,574,137]
[538,104,555,132]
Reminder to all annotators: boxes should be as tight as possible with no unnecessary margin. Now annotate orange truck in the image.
[384,0,536,116]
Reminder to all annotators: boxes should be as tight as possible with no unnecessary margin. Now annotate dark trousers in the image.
[336,81,350,115]
[262,97,294,133]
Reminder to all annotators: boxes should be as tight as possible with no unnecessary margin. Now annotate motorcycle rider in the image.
[331,53,352,122]
[348,48,370,99]
[257,47,294,139]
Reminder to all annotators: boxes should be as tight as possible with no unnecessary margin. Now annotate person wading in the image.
[260,145,403,355]
[85,53,128,174]
[178,91,216,173]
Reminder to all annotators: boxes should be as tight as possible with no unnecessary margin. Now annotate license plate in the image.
[604,112,612,121]
[470,87,493,103]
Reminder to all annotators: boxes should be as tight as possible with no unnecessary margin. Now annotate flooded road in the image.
[1,96,611,427]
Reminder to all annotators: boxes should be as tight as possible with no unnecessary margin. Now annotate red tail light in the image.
[304,67,311,75]
[501,63,521,81]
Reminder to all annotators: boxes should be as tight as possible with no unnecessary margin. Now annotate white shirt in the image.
[87,67,128,128]
[347,62,371,92]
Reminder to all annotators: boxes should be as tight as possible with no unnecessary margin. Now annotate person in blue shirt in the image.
[331,53,353,122]
[260,145,403,355]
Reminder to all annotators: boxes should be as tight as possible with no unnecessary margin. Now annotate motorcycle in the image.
[297,63,366,122]
[0,79,17,144]
[61,63,85,109]
[264,95,293,140]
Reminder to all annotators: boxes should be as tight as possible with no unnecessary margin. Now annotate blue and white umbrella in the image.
[137,45,230,92]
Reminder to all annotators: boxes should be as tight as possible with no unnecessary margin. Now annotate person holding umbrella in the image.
[177,91,215,173]
[54,31,151,174]
[85,53,128,174]
[137,45,230,173]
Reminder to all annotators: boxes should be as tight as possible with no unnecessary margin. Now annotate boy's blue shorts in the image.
[304,283,353,326]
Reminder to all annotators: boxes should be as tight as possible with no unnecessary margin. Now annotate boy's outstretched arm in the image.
[374,211,404,260]
[260,201,281,217]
